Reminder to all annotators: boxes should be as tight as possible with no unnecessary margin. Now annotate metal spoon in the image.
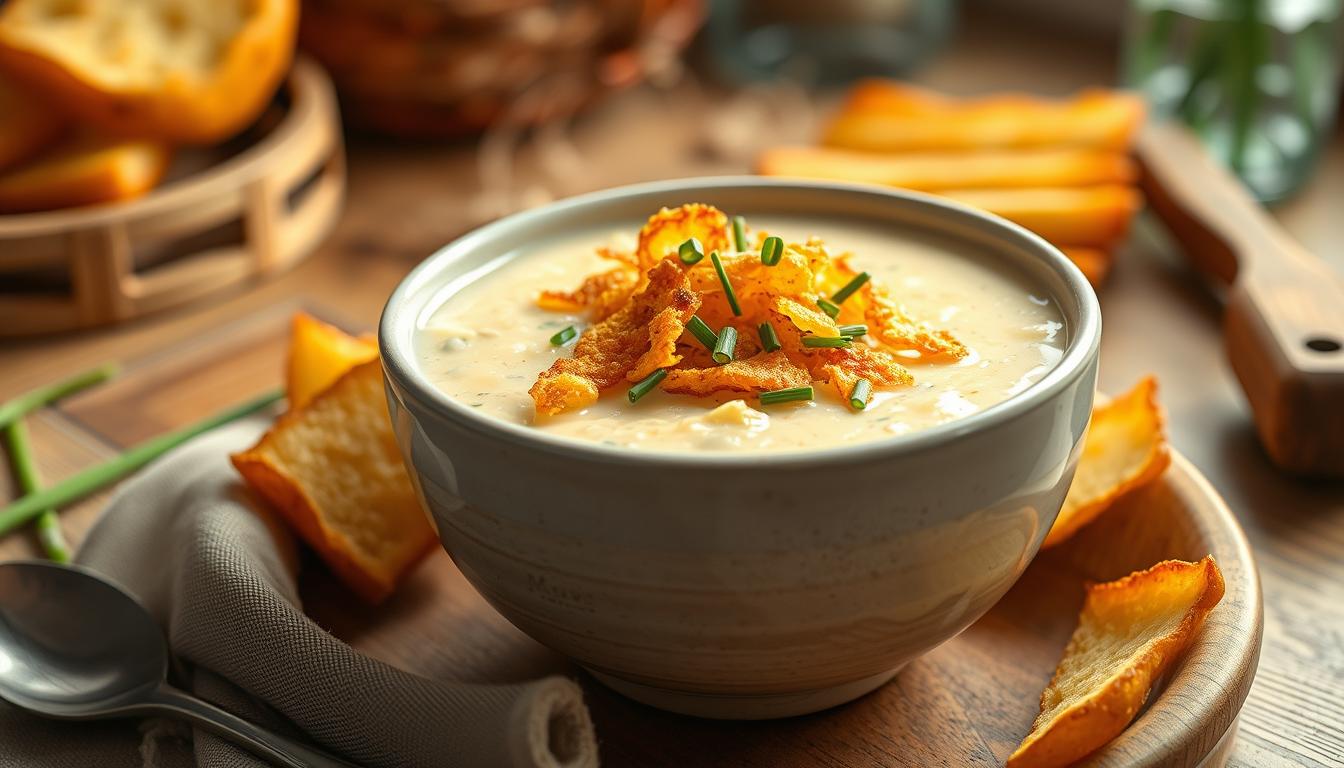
[0,560,360,767]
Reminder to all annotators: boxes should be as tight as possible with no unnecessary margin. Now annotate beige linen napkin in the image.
[0,420,597,768]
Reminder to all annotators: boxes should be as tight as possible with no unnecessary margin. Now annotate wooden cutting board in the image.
[304,446,1262,767]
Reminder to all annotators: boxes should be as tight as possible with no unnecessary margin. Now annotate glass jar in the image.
[706,0,955,86]
[1124,0,1342,202]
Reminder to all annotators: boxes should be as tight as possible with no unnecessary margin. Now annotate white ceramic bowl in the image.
[380,178,1100,719]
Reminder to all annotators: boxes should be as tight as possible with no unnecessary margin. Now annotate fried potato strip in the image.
[825,84,1146,153]
[530,259,699,415]
[662,351,811,396]
[757,146,1138,191]
[1045,377,1169,548]
[1008,556,1225,768]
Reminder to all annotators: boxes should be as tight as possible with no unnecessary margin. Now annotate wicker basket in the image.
[299,0,705,137]
[0,57,345,338]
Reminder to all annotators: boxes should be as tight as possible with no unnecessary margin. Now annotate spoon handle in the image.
[150,684,362,768]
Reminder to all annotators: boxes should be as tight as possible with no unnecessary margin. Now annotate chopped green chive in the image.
[549,326,578,346]
[760,236,783,266]
[837,324,868,338]
[831,272,871,304]
[758,322,782,352]
[760,386,814,405]
[802,336,853,348]
[849,379,872,410]
[731,216,747,252]
[712,326,738,365]
[710,251,742,315]
[817,298,841,318]
[0,390,284,538]
[628,369,667,403]
[686,315,719,350]
[678,238,704,265]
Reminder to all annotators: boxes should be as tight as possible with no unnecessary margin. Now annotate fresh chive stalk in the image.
[802,336,853,349]
[710,251,742,316]
[712,327,738,365]
[758,322,782,352]
[627,369,667,403]
[686,316,719,350]
[831,272,871,304]
[760,386,814,405]
[838,324,868,338]
[0,363,120,426]
[731,216,747,252]
[678,238,705,265]
[3,421,68,562]
[816,298,841,319]
[760,236,784,266]
[549,326,578,346]
[0,389,284,537]
[849,379,873,411]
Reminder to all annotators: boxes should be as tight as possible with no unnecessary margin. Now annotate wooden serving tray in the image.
[0,58,344,338]
[303,449,1262,767]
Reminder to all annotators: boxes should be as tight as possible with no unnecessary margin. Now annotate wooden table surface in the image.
[2,11,1341,768]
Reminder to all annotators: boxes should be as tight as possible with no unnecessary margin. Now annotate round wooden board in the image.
[302,450,1262,767]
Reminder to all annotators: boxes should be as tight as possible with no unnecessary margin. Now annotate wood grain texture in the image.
[0,8,1341,766]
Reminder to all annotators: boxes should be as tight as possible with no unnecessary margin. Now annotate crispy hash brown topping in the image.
[662,351,811,396]
[636,203,731,272]
[530,259,699,415]
[531,204,966,414]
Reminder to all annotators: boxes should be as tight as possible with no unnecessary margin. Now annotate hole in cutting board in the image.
[1305,337,1341,353]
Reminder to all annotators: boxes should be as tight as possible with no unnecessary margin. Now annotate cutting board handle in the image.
[1139,123,1344,475]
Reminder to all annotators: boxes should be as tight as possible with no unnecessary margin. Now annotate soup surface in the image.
[416,216,1065,453]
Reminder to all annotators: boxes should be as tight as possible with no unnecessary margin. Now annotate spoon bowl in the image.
[0,561,165,718]
[0,561,357,767]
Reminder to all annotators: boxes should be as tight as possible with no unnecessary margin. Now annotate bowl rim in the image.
[379,176,1101,469]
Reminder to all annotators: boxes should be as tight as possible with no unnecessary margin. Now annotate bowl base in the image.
[585,665,906,720]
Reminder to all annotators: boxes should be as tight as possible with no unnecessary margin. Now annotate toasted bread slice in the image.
[232,359,435,603]
[0,74,63,173]
[0,136,170,213]
[286,313,379,411]
[1008,557,1225,768]
[0,0,297,143]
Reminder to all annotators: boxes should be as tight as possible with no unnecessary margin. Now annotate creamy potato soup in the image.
[417,216,1064,453]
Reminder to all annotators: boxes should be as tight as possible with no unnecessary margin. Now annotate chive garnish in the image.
[817,298,841,318]
[712,326,738,365]
[678,238,705,265]
[731,216,747,252]
[760,386,814,405]
[849,379,872,410]
[628,369,667,403]
[550,326,577,345]
[760,236,783,266]
[802,336,853,348]
[837,324,868,338]
[686,315,719,350]
[831,272,871,304]
[710,251,742,315]
[758,322,782,352]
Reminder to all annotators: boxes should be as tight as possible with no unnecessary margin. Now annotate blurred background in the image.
[1,0,1340,340]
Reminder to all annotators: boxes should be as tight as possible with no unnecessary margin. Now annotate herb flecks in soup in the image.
[417,204,1065,453]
